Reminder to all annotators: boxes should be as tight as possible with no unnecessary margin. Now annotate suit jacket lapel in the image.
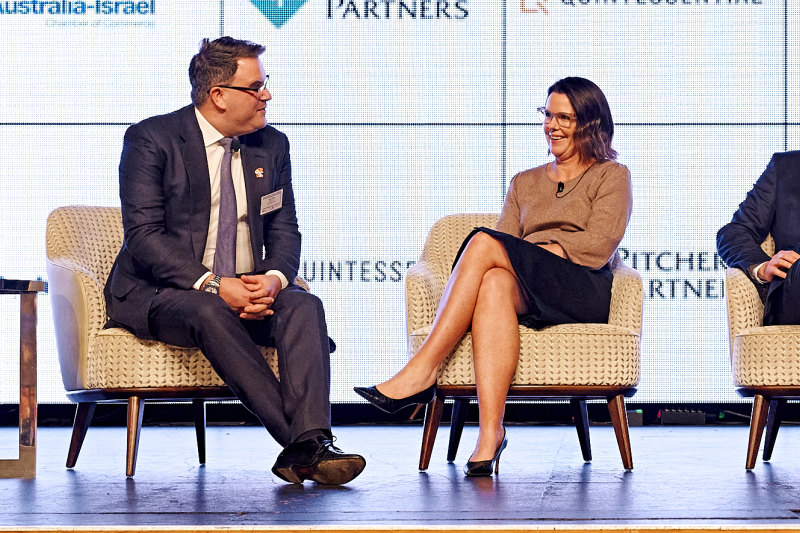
[178,106,212,261]
[241,144,271,261]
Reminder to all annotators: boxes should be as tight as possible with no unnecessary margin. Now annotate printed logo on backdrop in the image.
[521,0,548,14]
[0,0,154,16]
[301,249,728,290]
[619,248,726,300]
[521,0,761,8]
[300,259,417,283]
[248,0,307,28]
[327,0,468,19]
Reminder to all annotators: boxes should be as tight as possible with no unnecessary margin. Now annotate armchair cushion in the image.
[409,322,639,386]
[87,328,278,389]
[731,325,800,387]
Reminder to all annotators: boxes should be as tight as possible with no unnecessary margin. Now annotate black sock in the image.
[295,428,330,442]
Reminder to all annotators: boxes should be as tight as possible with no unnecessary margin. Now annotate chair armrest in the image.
[725,267,763,339]
[294,276,310,292]
[608,262,643,334]
[46,257,107,391]
[405,260,448,334]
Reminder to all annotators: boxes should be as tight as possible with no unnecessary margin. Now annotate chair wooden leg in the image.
[746,394,769,470]
[418,392,445,471]
[66,402,96,468]
[607,394,632,470]
[126,397,144,477]
[193,399,207,465]
[447,399,470,463]
[571,399,592,461]
[762,398,784,462]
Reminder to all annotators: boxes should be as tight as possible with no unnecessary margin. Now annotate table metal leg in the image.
[0,292,37,478]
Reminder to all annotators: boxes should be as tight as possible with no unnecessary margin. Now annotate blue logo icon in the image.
[248,0,307,28]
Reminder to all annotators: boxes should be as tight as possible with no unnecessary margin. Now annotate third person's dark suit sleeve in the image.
[717,154,778,276]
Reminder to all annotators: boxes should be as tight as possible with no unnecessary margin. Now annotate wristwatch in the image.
[203,275,222,295]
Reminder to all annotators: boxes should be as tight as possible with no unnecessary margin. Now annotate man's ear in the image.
[207,87,228,112]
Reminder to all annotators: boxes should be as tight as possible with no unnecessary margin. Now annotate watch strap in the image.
[203,274,222,294]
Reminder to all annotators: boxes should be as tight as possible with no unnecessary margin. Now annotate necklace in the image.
[551,161,597,198]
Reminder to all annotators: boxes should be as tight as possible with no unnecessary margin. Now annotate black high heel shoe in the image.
[353,384,436,414]
[464,428,508,477]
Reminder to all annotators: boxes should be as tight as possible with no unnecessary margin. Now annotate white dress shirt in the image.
[193,108,289,290]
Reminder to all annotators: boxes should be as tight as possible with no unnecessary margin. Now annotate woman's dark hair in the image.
[547,77,617,162]
[189,36,265,107]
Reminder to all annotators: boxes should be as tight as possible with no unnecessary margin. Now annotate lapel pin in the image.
[255,168,264,179]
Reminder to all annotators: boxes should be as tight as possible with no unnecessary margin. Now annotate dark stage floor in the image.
[1,422,799,527]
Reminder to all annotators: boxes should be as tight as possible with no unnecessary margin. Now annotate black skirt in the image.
[453,227,613,329]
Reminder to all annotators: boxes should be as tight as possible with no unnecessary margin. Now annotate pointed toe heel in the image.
[353,384,436,415]
[464,429,508,477]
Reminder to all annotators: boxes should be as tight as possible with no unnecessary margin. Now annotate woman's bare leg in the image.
[469,267,527,461]
[377,232,521,399]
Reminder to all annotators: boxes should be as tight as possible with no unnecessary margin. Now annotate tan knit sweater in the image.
[495,160,632,270]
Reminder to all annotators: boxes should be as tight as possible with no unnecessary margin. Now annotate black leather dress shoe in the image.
[271,435,366,485]
[353,384,436,414]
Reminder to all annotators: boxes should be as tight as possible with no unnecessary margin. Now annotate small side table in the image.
[0,278,45,478]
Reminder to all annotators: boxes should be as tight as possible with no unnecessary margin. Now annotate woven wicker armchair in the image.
[45,206,295,476]
[407,214,642,470]
[725,235,800,469]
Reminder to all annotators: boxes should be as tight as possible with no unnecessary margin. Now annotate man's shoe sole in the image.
[293,456,366,485]
[272,465,303,484]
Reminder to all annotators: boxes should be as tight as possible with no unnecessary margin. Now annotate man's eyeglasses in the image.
[212,76,269,95]
[537,106,577,128]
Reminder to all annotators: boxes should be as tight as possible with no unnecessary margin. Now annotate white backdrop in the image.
[0,0,791,403]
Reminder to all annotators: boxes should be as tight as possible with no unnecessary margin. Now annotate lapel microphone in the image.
[231,138,241,153]
[557,182,564,193]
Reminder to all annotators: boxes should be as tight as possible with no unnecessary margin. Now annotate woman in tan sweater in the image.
[356,77,632,477]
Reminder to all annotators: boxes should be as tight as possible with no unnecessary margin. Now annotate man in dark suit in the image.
[104,36,365,484]
[717,151,800,325]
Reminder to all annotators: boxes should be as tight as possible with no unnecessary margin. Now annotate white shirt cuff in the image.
[749,261,769,284]
[266,270,290,289]
[193,272,213,291]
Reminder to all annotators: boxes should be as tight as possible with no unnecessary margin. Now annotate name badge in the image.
[260,189,283,215]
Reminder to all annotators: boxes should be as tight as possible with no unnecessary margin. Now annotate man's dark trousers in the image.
[148,284,331,446]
